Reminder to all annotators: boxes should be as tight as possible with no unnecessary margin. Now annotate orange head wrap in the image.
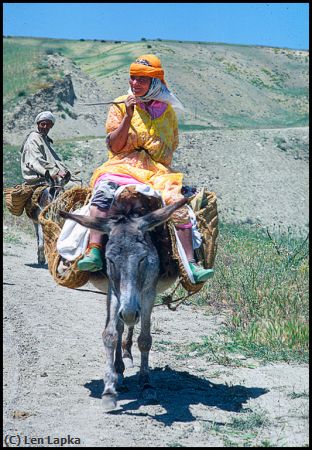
[129,54,166,85]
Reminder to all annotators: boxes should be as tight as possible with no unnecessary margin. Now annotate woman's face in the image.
[129,76,151,97]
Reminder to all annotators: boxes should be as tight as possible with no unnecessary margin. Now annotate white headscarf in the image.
[129,78,185,114]
[35,111,56,124]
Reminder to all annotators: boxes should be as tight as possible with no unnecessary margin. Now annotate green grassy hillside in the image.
[3,36,309,129]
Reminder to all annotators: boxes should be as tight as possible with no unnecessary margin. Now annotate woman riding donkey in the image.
[78,54,214,284]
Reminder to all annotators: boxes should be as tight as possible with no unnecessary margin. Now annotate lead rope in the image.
[155,277,198,311]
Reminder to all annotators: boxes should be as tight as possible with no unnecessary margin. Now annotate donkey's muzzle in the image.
[118,308,140,326]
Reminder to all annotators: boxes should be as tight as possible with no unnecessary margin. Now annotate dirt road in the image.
[3,231,309,447]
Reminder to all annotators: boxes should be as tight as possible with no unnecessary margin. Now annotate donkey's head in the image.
[59,197,187,326]
[43,170,71,205]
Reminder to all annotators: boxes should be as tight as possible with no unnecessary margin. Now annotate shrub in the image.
[45,48,55,55]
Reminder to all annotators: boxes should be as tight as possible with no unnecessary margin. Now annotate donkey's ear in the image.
[137,198,188,233]
[45,169,54,185]
[59,210,112,234]
[61,170,71,186]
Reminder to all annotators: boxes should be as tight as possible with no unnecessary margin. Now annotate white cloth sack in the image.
[57,203,90,261]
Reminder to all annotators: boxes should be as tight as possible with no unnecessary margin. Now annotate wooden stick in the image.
[77,101,126,106]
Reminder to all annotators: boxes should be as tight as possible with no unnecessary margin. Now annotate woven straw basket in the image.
[39,187,92,289]
[4,184,37,216]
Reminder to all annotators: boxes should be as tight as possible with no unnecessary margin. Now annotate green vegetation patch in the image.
[222,112,308,129]
[175,222,309,364]
[3,144,24,187]
[3,39,43,103]
[214,223,309,362]
[204,408,270,447]
[3,37,68,106]
[178,123,216,132]
[3,232,24,245]
[56,141,79,160]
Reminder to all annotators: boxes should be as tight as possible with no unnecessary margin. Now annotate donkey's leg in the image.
[115,319,128,392]
[102,287,120,410]
[137,291,158,403]
[34,221,46,265]
[122,326,134,368]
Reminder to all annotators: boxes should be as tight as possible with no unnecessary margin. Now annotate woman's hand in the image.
[108,97,134,153]
[124,95,137,118]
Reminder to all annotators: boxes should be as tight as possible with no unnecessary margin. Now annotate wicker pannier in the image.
[39,187,92,289]
[167,189,218,294]
[3,184,37,216]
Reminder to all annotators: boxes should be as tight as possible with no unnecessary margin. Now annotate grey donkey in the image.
[59,196,187,410]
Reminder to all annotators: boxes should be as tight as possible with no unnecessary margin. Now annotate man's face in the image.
[37,120,53,135]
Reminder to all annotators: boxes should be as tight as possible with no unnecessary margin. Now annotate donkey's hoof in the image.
[141,384,158,404]
[123,356,134,369]
[102,393,117,411]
